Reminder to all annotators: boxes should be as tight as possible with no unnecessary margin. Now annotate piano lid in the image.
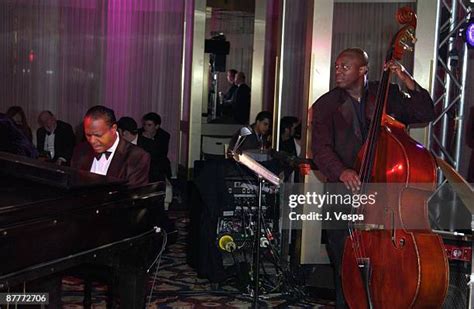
[0,151,125,190]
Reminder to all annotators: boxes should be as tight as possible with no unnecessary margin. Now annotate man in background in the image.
[141,112,170,157]
[118,116,169,182]
[228,111,271,152]
[117,116,175,233]
[140,112,172,179]
[230,72,251,124]
[222,69,238,102]
[279,116,299,156]
[37,111,75,165]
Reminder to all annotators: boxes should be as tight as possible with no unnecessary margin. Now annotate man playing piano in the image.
[71,105,151,186]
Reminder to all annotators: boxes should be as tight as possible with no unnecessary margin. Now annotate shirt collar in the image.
[45,122,57,135]
[106,132,120,154]
[131,135,138,145]
[342,81,369,101]
[251,125,263,141]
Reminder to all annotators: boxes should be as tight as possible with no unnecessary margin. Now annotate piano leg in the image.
[84,277,92,308]
[71,263,146,308]
[26,273,62,308]
[107,242,153,309]
[116,265,147,308]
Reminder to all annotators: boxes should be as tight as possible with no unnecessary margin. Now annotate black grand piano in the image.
[0,151,165,308]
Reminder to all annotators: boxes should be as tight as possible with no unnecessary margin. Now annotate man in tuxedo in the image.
[71,106,150,187]
[117,116,169,182]
[37,111,75,165]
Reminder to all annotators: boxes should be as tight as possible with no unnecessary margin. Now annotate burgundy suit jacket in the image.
[311,81,435,182]
[71,138,151,187]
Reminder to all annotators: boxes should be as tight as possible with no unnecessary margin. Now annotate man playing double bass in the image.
[311,48,435,308]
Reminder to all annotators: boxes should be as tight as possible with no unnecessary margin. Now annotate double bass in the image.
[341,7,449,308]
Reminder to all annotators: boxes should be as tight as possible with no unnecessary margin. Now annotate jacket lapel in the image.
[107,138,127,178]
[78,144,95,171]
[338,96,362,142]
[365,83,377,122]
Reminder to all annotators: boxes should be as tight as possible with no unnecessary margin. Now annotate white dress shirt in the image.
[90,133,120,176]
[44,132,55,159]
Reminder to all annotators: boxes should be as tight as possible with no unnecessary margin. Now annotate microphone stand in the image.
[230,151,280,309]
[252,175,264,308]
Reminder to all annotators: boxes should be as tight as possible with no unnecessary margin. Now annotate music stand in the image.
[232,151,280,308]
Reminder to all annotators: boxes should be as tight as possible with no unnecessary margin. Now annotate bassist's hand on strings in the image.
[339,169,361,193]
[384,60,416,91]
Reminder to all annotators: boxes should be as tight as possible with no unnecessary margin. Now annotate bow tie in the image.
[95,151,112,160]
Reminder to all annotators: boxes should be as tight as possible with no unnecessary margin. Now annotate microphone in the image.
[218,234,236,252]
[232,126,253,154]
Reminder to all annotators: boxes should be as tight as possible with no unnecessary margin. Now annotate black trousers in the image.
[325,229,349,309]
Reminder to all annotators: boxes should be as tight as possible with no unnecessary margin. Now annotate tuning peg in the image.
[400,41,414,52]
[406,28,417,43]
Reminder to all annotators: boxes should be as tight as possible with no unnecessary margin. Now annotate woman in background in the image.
[6,106,33,142]
[0,113,37,158]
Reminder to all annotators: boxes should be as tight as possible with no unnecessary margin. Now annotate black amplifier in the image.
[216,176,279,253]
[222,176,278,213]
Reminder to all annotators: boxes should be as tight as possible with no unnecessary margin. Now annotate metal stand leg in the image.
[253,177,264,308]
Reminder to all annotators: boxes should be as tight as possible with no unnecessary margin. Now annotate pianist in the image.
[71,105,151,186]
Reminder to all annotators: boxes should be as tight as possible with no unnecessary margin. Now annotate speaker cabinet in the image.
[442,237,471,309]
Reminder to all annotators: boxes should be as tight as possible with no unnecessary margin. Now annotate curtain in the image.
[58,1,105,138]
[331,2,416,88]
[279,0,312,118]
[262,0,281,113]
[0,0,185,163]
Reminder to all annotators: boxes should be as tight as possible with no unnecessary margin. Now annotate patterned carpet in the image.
[62,215,334,308]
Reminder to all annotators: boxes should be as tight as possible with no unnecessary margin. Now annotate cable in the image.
[156,290,242,297]
[230,160,311,303]
[146,229,173,272]
[259,215,307,301]
[146,228,169,307]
